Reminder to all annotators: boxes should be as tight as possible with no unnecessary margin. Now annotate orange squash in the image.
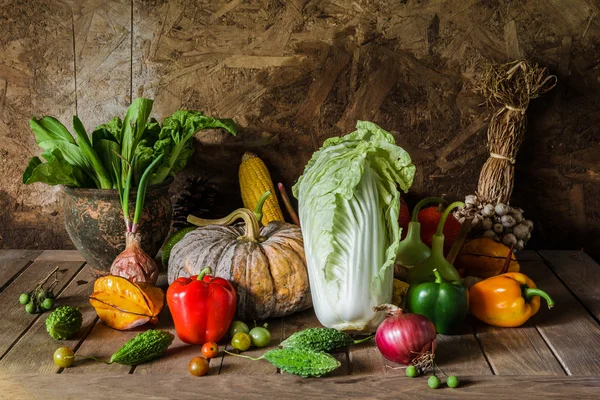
[455,238,520,278]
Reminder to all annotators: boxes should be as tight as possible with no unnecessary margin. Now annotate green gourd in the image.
[407,201,465,285]
[109,330,174,365]
[280,327,372,353]
[396,197,443,267]
[45,306,83,340]
[226,347,341,377]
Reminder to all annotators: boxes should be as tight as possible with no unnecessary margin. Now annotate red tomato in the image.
[202,342,219,359]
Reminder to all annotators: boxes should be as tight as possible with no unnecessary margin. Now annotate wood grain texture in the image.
[522,259,600,375]
[71,0,132,131]
[0,0,75,250]
[0,267,97,374]
[0,250,42,291]
[2,374,600,399]
[0,259,85,359]
[538,250,600,320]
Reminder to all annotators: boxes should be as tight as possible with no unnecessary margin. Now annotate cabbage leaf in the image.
[292,121,415,332]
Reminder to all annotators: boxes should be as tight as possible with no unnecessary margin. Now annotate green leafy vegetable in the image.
[23,98,237,190]
[292,121,416,332]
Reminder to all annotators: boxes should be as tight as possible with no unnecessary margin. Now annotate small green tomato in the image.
[19,293,30,305]
[405,365,418,377]
[229,320,249,337]
[25,302,36,314]
[447,375,460,388]
[428,375,441,389]
[231,332,251,352]
[249,326,271,348]
[41,298,54,311]
[53,347,75,368]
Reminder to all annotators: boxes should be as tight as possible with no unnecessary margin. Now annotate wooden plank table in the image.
[0,249,599,399]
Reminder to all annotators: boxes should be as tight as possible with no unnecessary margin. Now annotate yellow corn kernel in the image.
[239,152,285,225]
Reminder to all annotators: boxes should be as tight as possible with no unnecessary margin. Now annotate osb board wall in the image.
[1,0,599,260]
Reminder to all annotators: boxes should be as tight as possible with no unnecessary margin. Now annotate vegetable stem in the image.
[500,243,515,274]
[435,201,465,237]
[278,182,300,226]
[353,335,374,345]
[224,350,264,361]
[432,268,443,284]
[523,287,554,309]
[131,154,164,232]
[253,191,271,226]
[188,208,262,242]
[197,267,212,281]
[446,217,473,264]
[411,197,444,222]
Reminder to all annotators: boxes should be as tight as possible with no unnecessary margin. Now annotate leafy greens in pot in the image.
[292,121,416,332]
[23,98,237,189]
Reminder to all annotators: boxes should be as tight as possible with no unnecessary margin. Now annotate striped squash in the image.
[168,208,311,320]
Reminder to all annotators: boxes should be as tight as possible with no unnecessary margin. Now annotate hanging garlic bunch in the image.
[455,193,533,251]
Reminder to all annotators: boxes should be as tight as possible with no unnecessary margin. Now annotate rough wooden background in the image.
[1,0,599,260]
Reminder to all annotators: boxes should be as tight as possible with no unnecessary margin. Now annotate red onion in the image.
[374,305,437,365]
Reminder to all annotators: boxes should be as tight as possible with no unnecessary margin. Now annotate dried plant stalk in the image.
[477,60,556,204]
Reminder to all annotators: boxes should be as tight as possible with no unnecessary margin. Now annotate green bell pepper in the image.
[406,269,469,334]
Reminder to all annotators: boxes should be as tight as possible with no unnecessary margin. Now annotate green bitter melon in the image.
[280,327,372,353]
[110,329,174,365]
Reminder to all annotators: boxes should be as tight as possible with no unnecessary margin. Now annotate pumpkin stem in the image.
[187,208,262,242]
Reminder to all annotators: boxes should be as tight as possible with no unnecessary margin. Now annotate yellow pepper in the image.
[469,272,554,327]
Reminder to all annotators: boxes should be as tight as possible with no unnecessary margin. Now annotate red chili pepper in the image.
[166,267,236,344]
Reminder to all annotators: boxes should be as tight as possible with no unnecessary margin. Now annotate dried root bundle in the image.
[477,60,556,204]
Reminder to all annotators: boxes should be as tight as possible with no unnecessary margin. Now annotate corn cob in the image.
[239,152,285,225]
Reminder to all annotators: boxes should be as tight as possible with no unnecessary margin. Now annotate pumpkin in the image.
[455,238,520,279]
[168,207,311,320]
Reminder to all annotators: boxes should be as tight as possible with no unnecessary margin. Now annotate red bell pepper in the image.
[166,267,236,344]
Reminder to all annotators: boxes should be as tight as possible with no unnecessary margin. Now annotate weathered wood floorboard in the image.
[538,250,600,321]
[0,267,97,374]
[0,250,42,292]
[523,260,600,375]
[1,374,599,399]
[0,259,85,360]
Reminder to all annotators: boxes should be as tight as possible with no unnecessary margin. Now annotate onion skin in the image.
[110,232,159,285]
[375,308,437,365]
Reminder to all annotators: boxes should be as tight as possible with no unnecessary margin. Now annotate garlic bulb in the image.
[482,204,495,217]
[493,223,504,234]
[482,218,493,230]
[521,220,534,231]
[495,203,509,216]
[502,233,517,247]
[513,224,529,240]
[511,209,524,223]
[516,240,525,251]
[483,230,497,239]
[465,195,478,207]
[501,215,516,228]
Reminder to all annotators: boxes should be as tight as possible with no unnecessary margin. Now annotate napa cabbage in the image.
[293,121,415,332]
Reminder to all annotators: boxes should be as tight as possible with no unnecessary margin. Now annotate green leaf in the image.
[73,116,112,189]
[30,117,76,145]
[93,117,123,145]
[149,111,237,184]
[22,150,89,187]
[121,98,154,165]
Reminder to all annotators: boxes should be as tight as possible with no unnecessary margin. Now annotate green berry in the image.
[447,375,459,388]
[19,293,30,305]
[41,298,54,311]
[406,365,418,377]
[37,290,46,303]
[428,375,441,389]
[25,302,36,314]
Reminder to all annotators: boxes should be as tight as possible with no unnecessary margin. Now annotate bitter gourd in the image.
[280,327,372,352]
[45,306,83,340]
[109,329,174,365]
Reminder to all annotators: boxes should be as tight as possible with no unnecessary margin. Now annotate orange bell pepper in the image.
[469,272,554,327]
